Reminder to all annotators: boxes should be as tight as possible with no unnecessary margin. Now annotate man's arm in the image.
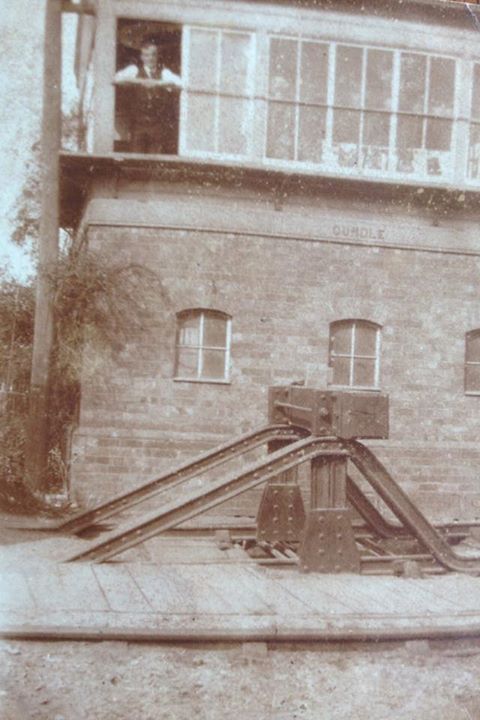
[114,65,140,83]
[161,68,183,89]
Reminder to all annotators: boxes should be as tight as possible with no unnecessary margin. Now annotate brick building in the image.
[63,0,480,521]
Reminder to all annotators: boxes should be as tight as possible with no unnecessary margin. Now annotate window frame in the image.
[180,25,257,160]
[174,309,232,384]
[465,329,480,396]
[263,37,456,180]
[328,319,382,391]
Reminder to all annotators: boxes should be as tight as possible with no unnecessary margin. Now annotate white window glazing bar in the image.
[359,48,367,158]
[178,25,189,156]
[389,49,401,173]
[350,322,356,387]
[374,328,381,388]
[197,312,205,379]
[224,318,232,381]
[293,39,302,161]
[422,54,430,150]
[245,32,257,157]
[325,41,336,163]
[213,31,222,154]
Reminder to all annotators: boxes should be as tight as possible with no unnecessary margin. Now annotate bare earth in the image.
[2,637,480,720]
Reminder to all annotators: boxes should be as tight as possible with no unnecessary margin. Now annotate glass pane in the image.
[396,115,423,149]
[335,46,363,108]
[202,350,227,379]
[363,112,390,147]
[365,49,393,111]
[472,65,480,120]
[189,29,218,92]
[203,314,227,347]
[178,315,200,346]
[218,98,249,154]
[299,42,328,104]
[298,106,325,162]
[220,32,251,95]
[331,356,351,386]
[354,358,376,387]
[333,109,360,144]
[466,333,480,362]
[465,364,480,393]
[331,324,353,355]
[425,118,452,151]
[269,38,297,101]
[176,347,199,378]
[399,53,426,113]
[428,57,454,116]
[354,324,377,355]
[185,95,216,152]
[266,102,296,159]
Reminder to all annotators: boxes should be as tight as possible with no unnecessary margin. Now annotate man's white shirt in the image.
[115,65,183,87]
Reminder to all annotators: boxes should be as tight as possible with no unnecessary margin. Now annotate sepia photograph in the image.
[2,0,480,717]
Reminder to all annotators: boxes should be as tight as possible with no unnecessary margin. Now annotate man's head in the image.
[140,41,159,72]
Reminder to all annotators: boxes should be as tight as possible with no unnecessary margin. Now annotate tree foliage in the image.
[1,101,168,511]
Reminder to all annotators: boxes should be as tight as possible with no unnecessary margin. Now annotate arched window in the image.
[175,309,231,382]
[329,320,381,389]
[465,330,480,394]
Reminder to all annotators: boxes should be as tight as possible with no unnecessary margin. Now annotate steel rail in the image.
[68,437,345,563]
[59,424,308,535]
[3,623,480,644]
[346,439,480,574]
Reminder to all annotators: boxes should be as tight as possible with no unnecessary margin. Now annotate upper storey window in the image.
[108,21,458,184]
[397,53,455,177]
[114,20,182,154]
[181,27,256,157]
[265,41,456,181]
[266,38,328,162]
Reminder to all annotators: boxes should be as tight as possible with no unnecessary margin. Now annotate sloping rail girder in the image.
[346,474,403,539]
[346,440,480,574]
[67,431,480,573]
[346,474,472,543]
[60,424,308,535]
[68,436,345,563]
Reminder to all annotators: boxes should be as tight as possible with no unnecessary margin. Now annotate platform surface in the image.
[1,529,480,640]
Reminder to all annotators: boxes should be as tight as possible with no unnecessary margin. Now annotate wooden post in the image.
[93,0,116,154]
[25,0,62,494]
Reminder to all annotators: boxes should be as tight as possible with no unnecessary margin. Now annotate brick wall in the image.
[70,181,480,523]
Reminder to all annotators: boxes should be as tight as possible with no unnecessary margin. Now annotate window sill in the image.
[328,384,381,393]
[465,391,480,397]
[174,377,231,385]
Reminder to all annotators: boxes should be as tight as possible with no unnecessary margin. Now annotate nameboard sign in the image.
[332,224,386,241]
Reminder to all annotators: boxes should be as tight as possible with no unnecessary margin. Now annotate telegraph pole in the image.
[26,0,63,494]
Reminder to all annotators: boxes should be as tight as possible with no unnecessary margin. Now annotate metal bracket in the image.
[299,509,360,573]
[256,484,306,543]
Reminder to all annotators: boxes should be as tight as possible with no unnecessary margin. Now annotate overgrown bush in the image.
[0,243,167,514]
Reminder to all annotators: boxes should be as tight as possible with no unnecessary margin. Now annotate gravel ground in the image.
[2,638,480,720]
